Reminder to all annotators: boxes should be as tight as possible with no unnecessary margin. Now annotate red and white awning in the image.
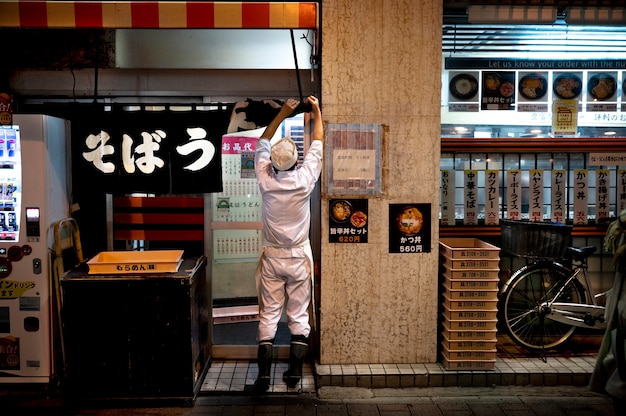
[0,1,318,29]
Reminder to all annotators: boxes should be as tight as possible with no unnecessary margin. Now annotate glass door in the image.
[210,115,306,359]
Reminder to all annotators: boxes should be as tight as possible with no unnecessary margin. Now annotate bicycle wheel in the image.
[501,262,586,351]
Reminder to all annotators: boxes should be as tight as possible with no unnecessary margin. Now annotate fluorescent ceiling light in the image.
[467,5,557,24]
[566,7,626,25]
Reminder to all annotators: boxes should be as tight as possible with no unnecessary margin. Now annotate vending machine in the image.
[0,114,70,383]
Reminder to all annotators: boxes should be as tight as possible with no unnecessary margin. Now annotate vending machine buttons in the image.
[25,207,40,237]
[33,258,41,274]
[0,256,11,279]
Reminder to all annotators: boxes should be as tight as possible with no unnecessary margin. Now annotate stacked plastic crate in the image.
[439,238,501,371]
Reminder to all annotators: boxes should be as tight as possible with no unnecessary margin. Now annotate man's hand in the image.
[306,96,319,110]
[261,98,300,140]
[280,98,300,117]
[307,96,323,142]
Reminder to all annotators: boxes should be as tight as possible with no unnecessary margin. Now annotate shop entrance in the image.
[209,113,316,360]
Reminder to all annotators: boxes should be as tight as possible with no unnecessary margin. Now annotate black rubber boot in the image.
[283,335,308,388]
[253,339,274,393]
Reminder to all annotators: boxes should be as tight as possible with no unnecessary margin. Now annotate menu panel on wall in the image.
[517,71,549,113]
[619,169,626,213]
[484,170,499,225]
[506,170,521,220]
[529,170,544,222]
[441,170,455,225]
[443,58,626,129]
[573,169,589,225]
[463,170,478,225]
[481,71,516,111]
[596,169,610,222]
[551,170,566,223]
[213,135,261,223]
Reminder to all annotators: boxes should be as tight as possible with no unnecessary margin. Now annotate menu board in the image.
[214,136,261,222]
[444,58,626,129]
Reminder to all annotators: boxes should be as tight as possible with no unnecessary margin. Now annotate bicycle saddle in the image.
[567,246,596,261]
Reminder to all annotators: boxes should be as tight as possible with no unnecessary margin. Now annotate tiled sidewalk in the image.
[201,333,602,393]
[201,360,316,393]
[314,355,596,389]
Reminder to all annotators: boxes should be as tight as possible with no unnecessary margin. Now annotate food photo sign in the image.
[481,71,516,111]
[388,203,431,253]
[329,199,368,243]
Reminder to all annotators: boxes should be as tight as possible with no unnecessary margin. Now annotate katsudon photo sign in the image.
[389,203,431,253]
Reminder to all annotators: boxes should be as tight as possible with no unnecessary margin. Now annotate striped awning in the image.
[0,1,318,29]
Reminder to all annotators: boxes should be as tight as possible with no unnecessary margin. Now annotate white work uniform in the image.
[255,138,323,341]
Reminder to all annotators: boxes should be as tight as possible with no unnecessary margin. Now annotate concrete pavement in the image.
[2,385,618,415]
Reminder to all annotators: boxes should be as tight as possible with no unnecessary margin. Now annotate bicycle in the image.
[499,219,607,351]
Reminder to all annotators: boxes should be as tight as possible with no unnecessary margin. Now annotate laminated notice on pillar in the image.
[464,170,478,225]
[325,124,383,196]
[506,170,521,220]
[573,169,588,225]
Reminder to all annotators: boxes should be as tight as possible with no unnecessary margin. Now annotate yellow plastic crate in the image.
[87,250,184,274]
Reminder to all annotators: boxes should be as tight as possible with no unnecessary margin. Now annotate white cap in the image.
[270,137,298,171]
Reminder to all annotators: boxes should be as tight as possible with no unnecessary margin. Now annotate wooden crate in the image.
[443,282,499,300]
[443,275,499,290]
[442,265,500,280]
[441,335,497,351]
[442,349,496,371]
[442,292,498,310]
[442,321,498,341]
[443,315,498,331]
[442,345,497,361]
[439,238,501,259]
[443,305,498,321]
[440,254,500,270]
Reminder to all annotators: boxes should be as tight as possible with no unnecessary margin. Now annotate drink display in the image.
[0,126,20,241]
